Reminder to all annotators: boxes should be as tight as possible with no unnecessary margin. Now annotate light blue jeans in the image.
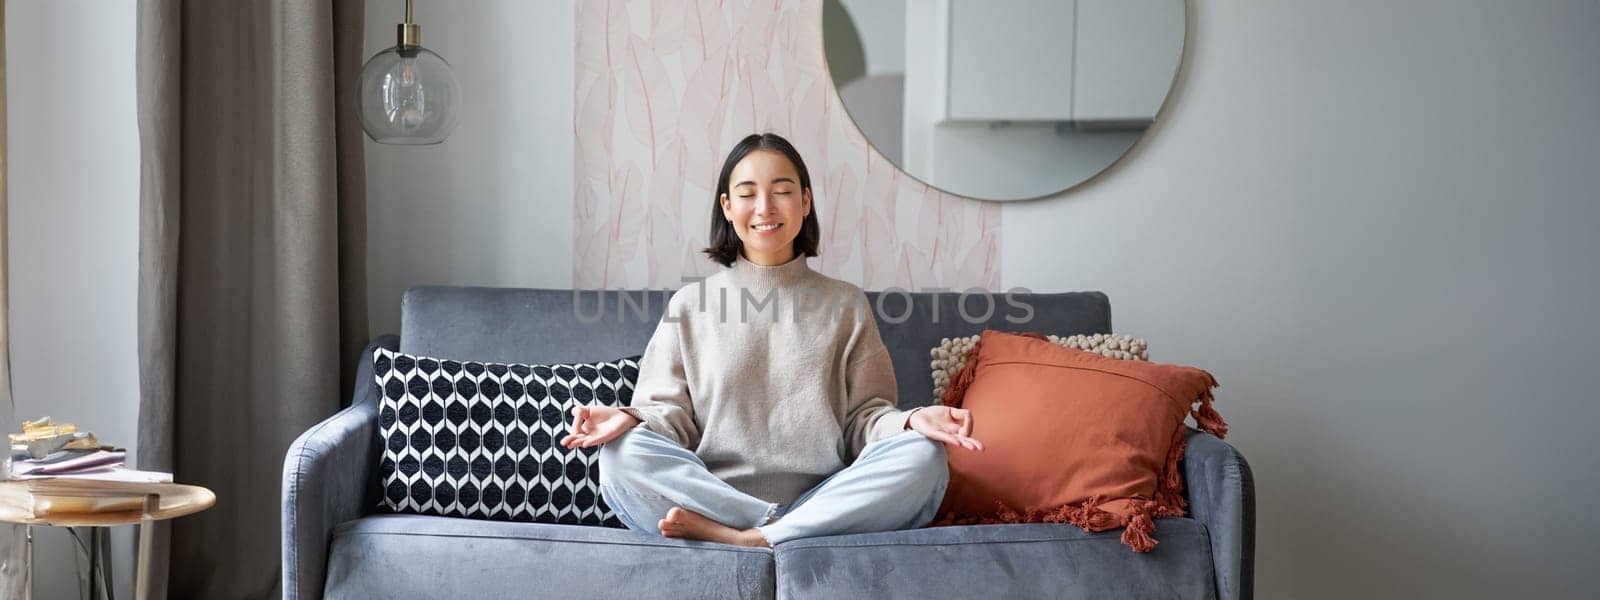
[598,427,949,545]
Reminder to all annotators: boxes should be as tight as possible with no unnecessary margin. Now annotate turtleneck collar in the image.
[729,252,815,292]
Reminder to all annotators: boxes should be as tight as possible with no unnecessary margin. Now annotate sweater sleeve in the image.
[840,308,911,461]
[619,310,701,449]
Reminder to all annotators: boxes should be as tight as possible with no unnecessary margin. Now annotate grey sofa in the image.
[283,286,1254,599]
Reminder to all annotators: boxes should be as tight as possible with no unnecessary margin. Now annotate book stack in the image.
[7,452,176,519]
[8,417,171,481]
[5,450,176,520]
[0,477,171,521]
[12,447,126,476]
[5,480,165,518]
[4,418,176,519]
[10,447,172,481]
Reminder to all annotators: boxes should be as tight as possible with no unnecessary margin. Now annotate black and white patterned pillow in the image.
[373,347,639,527]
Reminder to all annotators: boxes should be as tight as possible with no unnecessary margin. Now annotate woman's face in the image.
[720,150,811,266]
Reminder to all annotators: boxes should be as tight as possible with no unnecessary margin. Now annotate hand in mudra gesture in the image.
[908,405,985,451]
[560,405,640,449]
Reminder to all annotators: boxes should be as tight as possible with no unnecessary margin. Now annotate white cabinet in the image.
[944,0,1076,121]
[938,0,1181,124]
[1072,0,1185,123]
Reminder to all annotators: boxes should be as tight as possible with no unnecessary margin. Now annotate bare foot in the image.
[658,506,771,548]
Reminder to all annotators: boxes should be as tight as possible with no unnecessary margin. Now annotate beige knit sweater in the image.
[619,253,912,505]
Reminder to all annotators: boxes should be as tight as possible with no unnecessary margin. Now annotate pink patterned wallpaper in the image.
[574,0,1001,291]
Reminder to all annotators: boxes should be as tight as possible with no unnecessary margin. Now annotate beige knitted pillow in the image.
[930,333,1149,402]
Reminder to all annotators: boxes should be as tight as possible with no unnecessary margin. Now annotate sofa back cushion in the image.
[865,291,1112,408]
[401,287,666,365]
[400,287,1112,408]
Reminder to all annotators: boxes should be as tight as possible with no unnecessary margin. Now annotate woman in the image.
[560,133,983,548]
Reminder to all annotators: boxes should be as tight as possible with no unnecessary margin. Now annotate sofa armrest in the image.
[1182,428,1255,600]
[281,335,398,600]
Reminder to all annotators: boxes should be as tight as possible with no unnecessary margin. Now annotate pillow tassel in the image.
[932,496,1163,553]
[1120,501,1159,553]
[1191,388,1229,439]
[1064,495,1121,530]
[1154,427,1189,518]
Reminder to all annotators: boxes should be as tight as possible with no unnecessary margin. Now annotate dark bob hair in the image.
[702,133,822,267]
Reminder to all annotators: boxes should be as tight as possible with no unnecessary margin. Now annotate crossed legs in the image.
[598,427,948,547]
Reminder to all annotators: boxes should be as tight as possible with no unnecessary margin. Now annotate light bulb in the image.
[358,46,460,144]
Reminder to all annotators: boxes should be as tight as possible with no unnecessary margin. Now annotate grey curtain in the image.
[136,0,367,597]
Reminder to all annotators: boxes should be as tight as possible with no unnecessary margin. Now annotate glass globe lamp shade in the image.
[357,45,461,145]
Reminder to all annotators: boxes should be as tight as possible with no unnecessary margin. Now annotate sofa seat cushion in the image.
[773,520,1216,600]
[325,514,775,599]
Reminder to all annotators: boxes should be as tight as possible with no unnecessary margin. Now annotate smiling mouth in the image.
[752,223,782,231]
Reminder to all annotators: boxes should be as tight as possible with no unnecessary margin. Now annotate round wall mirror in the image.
[823,0,1186,202]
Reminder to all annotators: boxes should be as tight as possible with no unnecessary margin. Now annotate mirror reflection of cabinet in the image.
[945,0,1181,125]
[944,0,1077,122]
[828,0,1185,201]
[1074,0,1186,123]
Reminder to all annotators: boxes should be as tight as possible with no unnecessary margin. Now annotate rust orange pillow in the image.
[930,330,1228,553]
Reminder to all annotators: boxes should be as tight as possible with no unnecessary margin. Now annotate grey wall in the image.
[1002,1,1600,597]
[363,0,576,337]
[5,1,140,598]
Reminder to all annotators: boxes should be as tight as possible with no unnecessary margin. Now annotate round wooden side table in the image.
[0,479,215,600]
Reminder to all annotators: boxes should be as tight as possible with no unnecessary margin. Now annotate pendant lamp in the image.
[357,0,461,145]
